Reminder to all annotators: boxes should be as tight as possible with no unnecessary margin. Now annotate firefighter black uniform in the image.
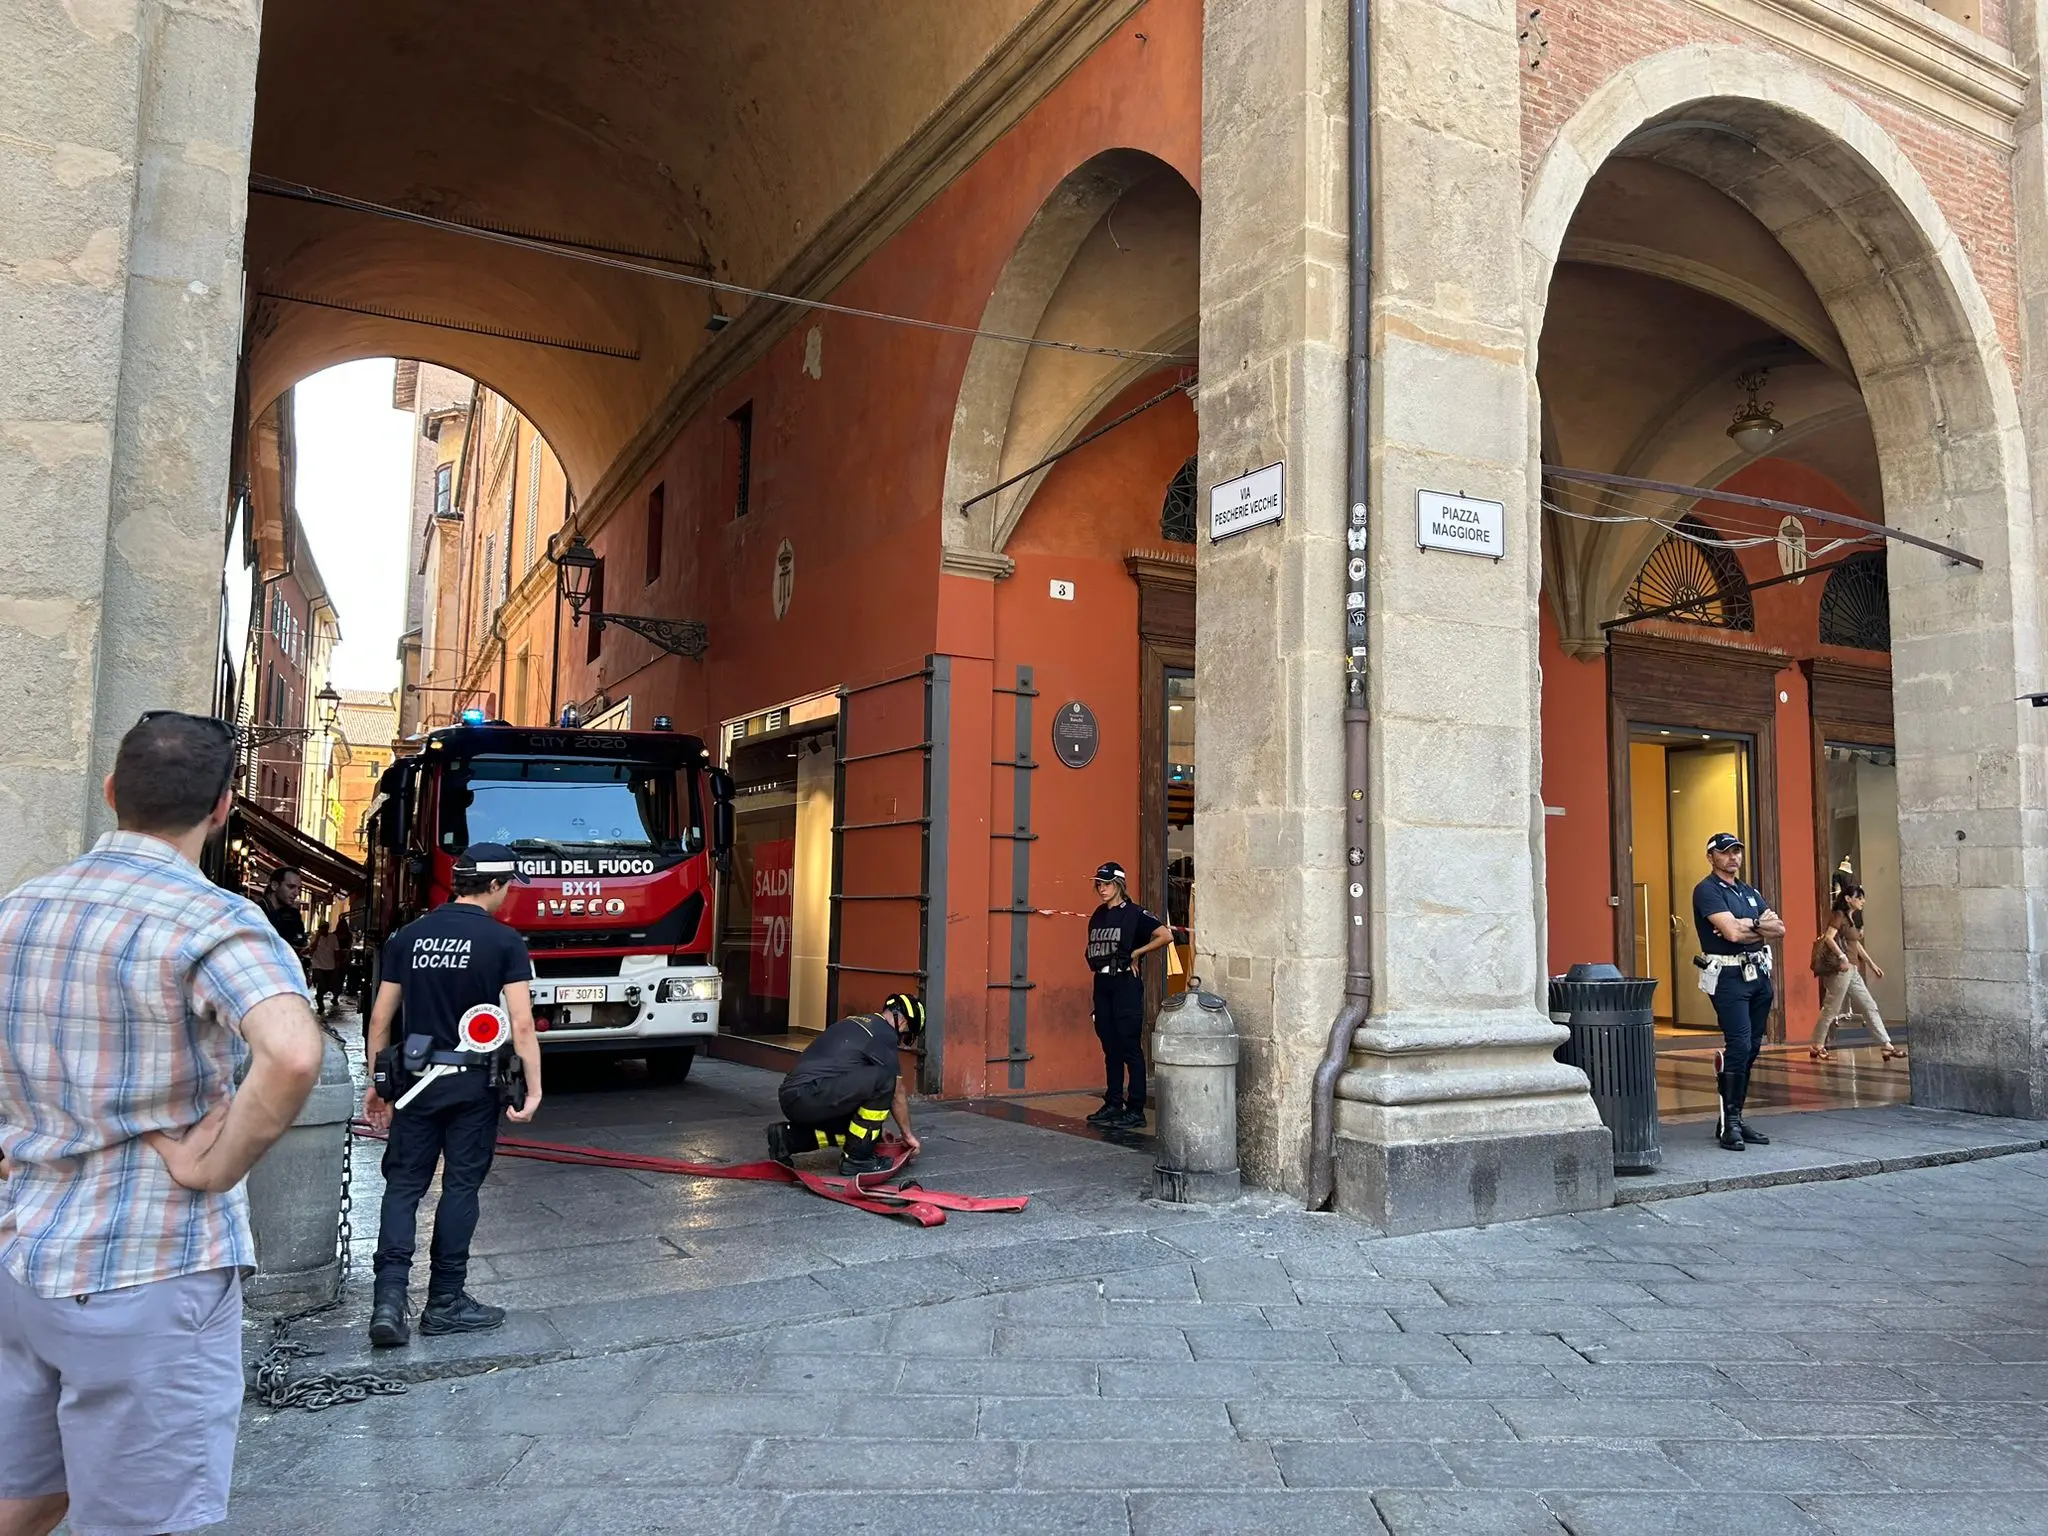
[767,994,924,1175]
[1084,861,1168,1130]
[365,845,538,1347]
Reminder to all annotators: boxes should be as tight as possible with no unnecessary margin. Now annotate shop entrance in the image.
[1628,730,1755,1029]
[718,695,839,1040]
[1821,741,1906,1025]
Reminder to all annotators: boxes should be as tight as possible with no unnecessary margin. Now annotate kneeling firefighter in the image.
[362,843,543,1347]
[766,994,925,1175]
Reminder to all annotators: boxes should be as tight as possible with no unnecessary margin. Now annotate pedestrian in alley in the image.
[1083,861,1173,1131]
[1810,883,1905,1063]
[260,864,308,959]
[766,994,925,1175]
[308,918,343,1016]
[1693,831,1786,1152]
[361,844,542,1349]
[0,711,327,1536]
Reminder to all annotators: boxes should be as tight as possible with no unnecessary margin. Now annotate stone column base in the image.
[1328,1008,1615,1232]
[1334,1124,1615,1234]
[1910,1055,2045,1121]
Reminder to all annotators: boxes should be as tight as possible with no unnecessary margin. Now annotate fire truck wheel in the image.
[646,1046,697,1085]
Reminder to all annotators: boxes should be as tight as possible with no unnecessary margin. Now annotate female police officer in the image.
[361,843,542,1346]
[1082,861,1173,1130]
[1692,831,1785,1152]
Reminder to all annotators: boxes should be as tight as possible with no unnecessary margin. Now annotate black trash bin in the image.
[1549,962,1661,1175]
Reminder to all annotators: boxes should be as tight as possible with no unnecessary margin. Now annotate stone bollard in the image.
[243,1033,354,1315]
[1150,987,1241,1203]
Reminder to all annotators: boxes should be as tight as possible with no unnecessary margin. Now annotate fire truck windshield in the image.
[441,757,701,855]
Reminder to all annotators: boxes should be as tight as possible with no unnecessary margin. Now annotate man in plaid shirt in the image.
[0,713,326,1536]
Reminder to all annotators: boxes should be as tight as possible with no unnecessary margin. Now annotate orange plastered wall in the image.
[986,377,1196,1096]
[550,0,1203,743]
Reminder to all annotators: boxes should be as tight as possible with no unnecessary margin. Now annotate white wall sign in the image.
[1416,490,1505,559]
[1210,462,1285,542]
[1049,579,1075,601]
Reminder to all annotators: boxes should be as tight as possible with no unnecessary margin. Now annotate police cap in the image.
[455,843,532,884]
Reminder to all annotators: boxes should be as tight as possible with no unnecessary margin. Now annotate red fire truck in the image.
[363,717,734,1081]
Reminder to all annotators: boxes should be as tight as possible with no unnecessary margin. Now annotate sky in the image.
[292,359,416,692]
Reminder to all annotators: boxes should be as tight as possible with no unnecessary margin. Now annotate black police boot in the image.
[1085,1099,1125,1126]
[1715,1072,1746,1152]
[418,1291,507,1336]
[1106,1107,1146,1131]
[367,1283,409,1349]
[765,1121,796,1165]
[1733,1069,1771,1145]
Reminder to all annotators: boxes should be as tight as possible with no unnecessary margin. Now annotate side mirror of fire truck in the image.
[709,767,736,876]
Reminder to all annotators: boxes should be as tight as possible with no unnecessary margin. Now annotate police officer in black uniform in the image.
[766,994,925,1175]
[1083,861,1172,1130]
[363,843,543,1346]
[1692,831,1786,1152]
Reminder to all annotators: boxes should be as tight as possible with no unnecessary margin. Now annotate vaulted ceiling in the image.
[245,0,1048,491]
[1538,156,1885,646]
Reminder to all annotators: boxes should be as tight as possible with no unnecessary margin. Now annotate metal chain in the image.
[252,1025,408,1413]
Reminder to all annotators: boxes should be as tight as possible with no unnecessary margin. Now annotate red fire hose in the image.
[348,1122,1029,1227]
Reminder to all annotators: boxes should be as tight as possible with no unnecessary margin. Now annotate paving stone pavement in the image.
[214,1056,2048,1535]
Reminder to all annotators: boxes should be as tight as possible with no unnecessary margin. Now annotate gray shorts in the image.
[0,1263,244,1535]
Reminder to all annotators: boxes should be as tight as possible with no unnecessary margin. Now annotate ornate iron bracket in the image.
[588,611,709,660]
[238,724,325,748]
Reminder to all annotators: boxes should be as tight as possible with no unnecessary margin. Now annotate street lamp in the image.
[546,531,709,660]
[550,534,601,625]
[316,682,342,731]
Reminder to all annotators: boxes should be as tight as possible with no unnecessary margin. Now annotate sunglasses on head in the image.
[136,710,238,743]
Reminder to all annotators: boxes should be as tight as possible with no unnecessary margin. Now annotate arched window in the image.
[1818,550,1891,651]
[1160,456,1197,544]
[1623,516,1755,631]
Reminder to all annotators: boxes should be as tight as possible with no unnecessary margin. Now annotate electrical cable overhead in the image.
[1539,498,1875,561]
[1543,464,1980,567]
[249,175,1197,364]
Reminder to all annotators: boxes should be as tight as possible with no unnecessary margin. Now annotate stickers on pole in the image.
[1209,463,1285,542]
[1416,490,1505,560]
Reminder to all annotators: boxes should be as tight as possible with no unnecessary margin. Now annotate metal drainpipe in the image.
[1306,0,1375,1212]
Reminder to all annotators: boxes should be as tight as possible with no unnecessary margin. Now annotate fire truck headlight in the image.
[657,976,720,1003]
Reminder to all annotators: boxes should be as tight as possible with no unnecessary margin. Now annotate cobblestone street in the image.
[219,1059,2048,1535]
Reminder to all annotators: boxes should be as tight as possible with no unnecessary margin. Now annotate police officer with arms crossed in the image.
[766,994,925,1176]
[362,843,542,1346]
[1693,831,1786,1152]
[1084,861,1173,1130]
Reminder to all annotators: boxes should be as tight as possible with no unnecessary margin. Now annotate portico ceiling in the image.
[245,0,1052,490]
[1537,158,1885,650]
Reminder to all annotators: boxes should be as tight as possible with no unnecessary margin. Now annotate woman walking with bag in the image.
[1809,885,1904,1062]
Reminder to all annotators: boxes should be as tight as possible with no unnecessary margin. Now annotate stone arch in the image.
[1526,45,2048,1115]
[250,351,578,503]
[941,149,1198,568]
